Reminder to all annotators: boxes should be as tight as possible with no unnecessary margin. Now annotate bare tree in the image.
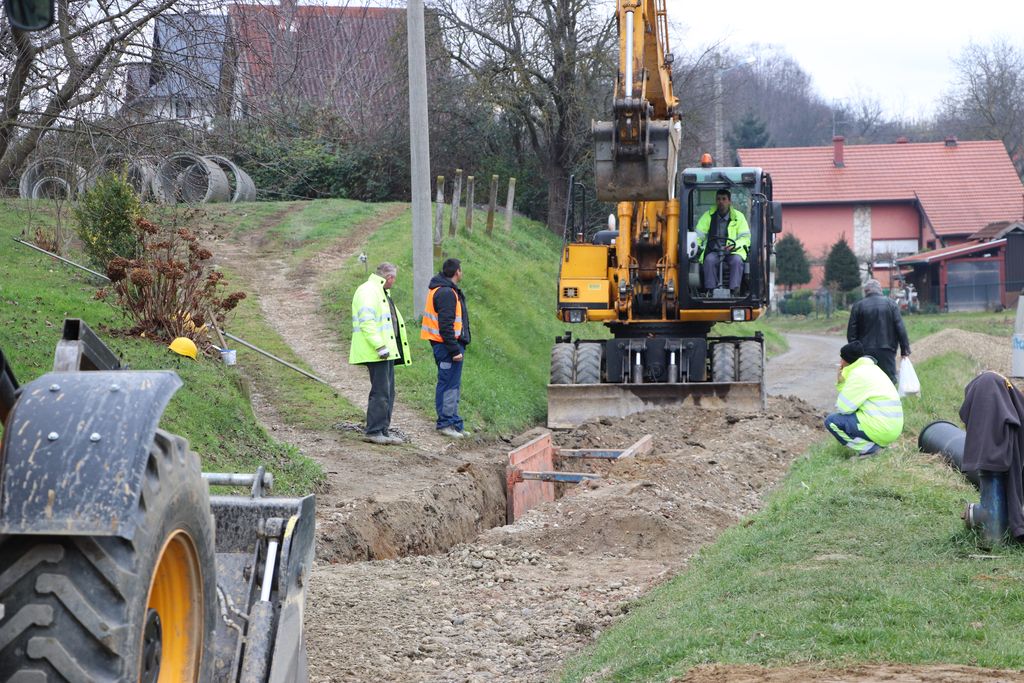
[0,0,229,188]
[940,40,1024,177]
[432,0,615,232]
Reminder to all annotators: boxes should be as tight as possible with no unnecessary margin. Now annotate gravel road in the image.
[766,333,845,412]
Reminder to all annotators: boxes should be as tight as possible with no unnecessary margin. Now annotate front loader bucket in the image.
[593,119,679,201]
[547,381,765,429]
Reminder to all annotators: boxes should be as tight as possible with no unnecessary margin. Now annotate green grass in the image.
[764,310,1015,344]
[0,199,322,494]
[561,350,1024,681]
[322,207,608,435]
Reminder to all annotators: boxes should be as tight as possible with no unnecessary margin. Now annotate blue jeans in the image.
[824,412,880,455]
[432,342,464,431]
[703,251,744,290]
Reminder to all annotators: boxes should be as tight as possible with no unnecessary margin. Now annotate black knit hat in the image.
[840,340,864,363]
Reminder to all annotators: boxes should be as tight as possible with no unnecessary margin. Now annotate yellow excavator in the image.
[548,0,783,428]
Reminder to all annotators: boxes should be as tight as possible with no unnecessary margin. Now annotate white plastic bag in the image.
[898,357,920,396]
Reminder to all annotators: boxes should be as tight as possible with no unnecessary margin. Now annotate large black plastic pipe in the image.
[918,420,979,486]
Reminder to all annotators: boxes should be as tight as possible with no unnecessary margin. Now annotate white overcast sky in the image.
[663,0,1024,120]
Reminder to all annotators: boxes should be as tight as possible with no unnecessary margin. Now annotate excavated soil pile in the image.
[912,328,1010,375]
[305,398,821,682]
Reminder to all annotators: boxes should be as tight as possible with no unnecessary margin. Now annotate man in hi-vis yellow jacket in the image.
[350,262,411,445]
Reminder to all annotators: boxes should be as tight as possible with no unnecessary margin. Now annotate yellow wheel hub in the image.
[145,530,204,681]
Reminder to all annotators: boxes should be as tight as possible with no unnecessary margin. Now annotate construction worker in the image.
[847,278,911,386]
[695,188,751,294]
[421,258,472,438]
[349,262,411,445]
[824,340,904,457]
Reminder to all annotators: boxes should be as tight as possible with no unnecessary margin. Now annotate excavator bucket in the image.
[593,119,679,201]
[547,381,765,429]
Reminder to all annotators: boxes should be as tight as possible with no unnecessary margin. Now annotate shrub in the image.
[74,173,143,270]
[96,218,246,349]
[779,288,814,315]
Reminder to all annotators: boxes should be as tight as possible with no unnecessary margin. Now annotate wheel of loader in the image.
[737,340,763,383]
[574,343,603,384]
[711,342,737,383]
[551,343,575,384]
[0,429,217,682]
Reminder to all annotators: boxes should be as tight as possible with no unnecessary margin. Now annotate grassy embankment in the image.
[562,348,1024,681]
[0,199,322,493]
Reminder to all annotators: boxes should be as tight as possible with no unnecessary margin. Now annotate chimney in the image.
[945,135,958,147]
[896,136,909,144]
[833,135,845,168]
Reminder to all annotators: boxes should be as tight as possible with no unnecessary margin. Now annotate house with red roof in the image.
[738,136,1024,298]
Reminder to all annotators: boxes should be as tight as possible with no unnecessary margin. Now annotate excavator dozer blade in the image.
[593,120,679,201]
[547,381,765,429]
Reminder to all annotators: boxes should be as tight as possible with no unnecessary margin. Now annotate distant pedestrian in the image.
[421,258,472,438]
[349,262,411,445]
[847,278,910,386]
[824,341,904,457]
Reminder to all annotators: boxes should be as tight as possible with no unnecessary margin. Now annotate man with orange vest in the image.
[421,258,472,438]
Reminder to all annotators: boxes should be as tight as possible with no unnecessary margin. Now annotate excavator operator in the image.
[695,189,751,295]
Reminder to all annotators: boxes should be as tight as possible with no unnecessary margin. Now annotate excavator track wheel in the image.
[737,340,764,383]
[0,429,217,682]
[574,343,603,385]
[711,342,738,383]
[551,343,576,384]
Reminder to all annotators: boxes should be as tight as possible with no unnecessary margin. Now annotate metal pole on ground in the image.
[433,175,445,259]
[407,0,433,318]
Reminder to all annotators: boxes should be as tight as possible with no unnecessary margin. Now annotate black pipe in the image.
[918,420,979,487]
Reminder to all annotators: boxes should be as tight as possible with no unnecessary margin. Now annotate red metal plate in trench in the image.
[506,432,556,523]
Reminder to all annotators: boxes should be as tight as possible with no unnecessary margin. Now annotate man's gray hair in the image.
[863,279,883,295]
[376,262,397,278]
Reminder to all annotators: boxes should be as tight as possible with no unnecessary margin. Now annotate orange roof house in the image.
[739,136,1024,289]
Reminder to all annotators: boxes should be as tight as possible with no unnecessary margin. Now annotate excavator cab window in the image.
[689,187,752,228]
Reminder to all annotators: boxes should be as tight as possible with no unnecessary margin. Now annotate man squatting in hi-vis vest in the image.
[824,340,904,458]
[349,262,411,445]
[421,258,472,439]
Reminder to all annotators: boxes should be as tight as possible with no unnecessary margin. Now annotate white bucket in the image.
[220,349,237,366]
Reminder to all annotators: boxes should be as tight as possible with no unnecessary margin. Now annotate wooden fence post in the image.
[504,177,517,232]
[449,169,463,237]
[433,175,445,257]
[485,174,499,236]
[464,175,475,235]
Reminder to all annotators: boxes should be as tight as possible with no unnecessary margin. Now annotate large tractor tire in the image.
[0,429,217,682]
[737,340,764,383]
[575,343,603,384]
[711,342,737,383]
[550,343,575,384]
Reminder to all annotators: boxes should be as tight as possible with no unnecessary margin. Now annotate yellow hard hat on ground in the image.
[168,337,198,360]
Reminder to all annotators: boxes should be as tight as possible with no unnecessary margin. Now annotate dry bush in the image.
[97,217,245,349]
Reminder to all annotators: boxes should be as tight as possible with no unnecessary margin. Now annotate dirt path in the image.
[766,333,845,412]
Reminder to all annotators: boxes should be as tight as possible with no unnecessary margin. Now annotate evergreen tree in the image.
[775,234,811,291]
[824,236,862,300]
[728,110,771,161]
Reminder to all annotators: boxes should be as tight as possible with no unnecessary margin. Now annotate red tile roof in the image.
[895,238,1005,265]
[228,4,406,121]
[738,139,1024,237]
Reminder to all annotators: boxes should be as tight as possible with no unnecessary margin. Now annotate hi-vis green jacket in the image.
[835,356,903,445]
[694,207,751,262]
[349,273,412,366]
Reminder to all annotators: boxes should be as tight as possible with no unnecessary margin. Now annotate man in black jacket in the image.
[420,258,472,438]
[847,279,910,386]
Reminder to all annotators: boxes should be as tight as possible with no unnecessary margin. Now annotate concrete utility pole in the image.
[407,0,432,317]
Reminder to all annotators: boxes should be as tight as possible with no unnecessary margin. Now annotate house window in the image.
[174,98,191,119]
[872,239,919,267]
